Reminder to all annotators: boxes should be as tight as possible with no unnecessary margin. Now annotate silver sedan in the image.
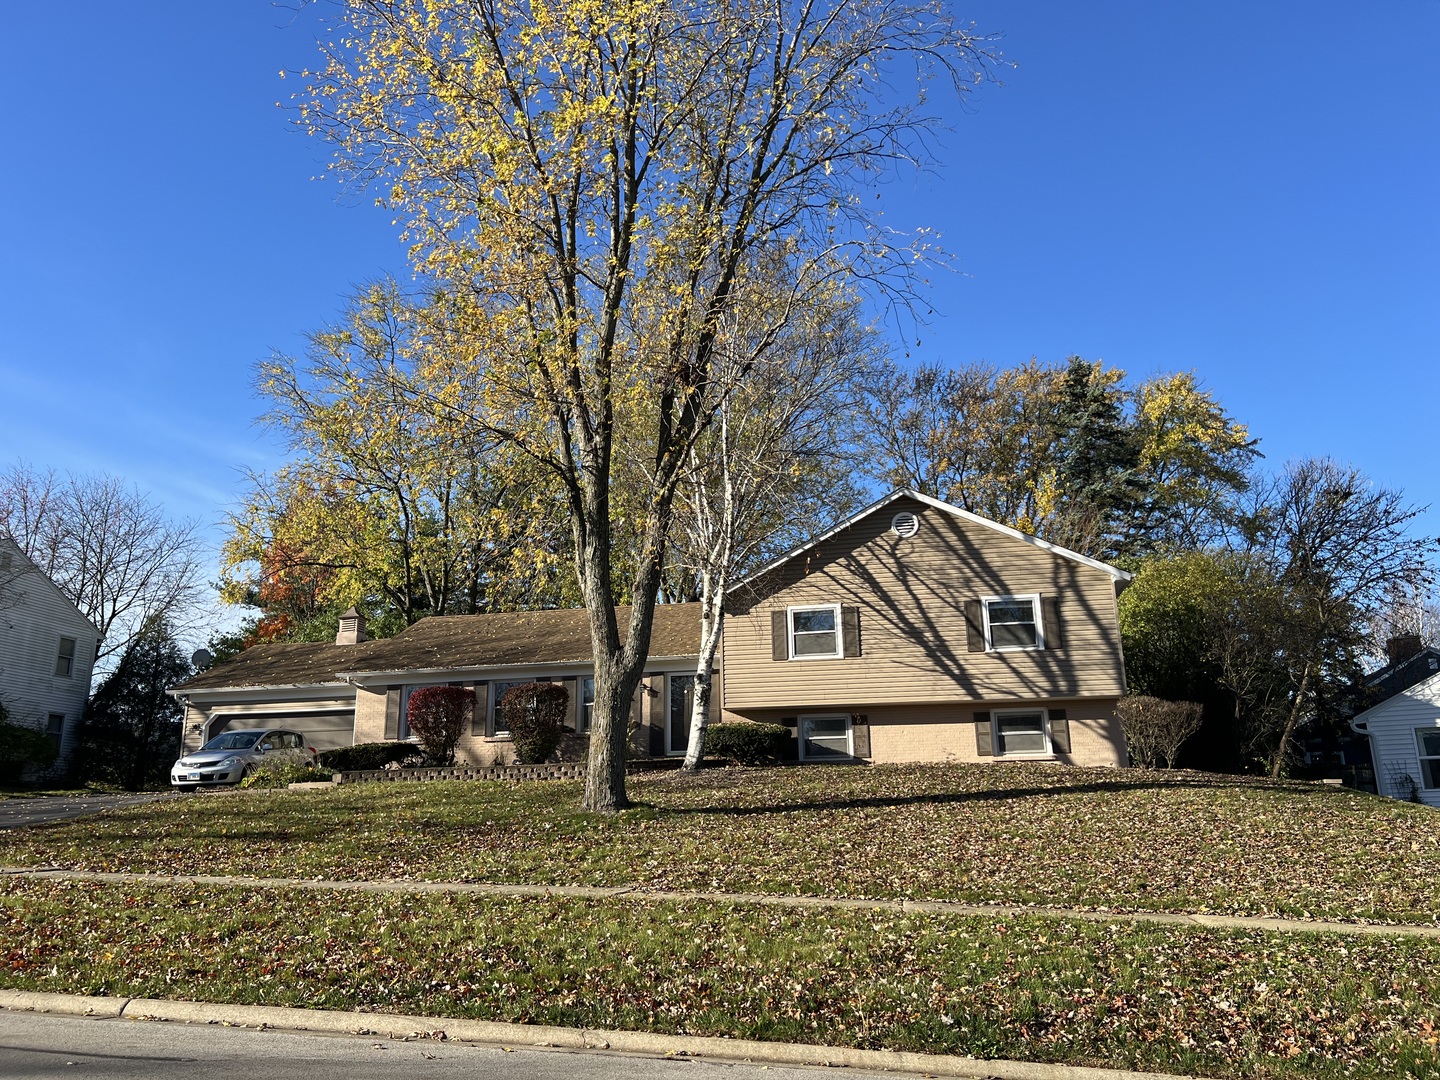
[170,729,316,788]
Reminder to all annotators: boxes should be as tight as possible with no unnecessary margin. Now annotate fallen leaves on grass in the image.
[2,878,1438,1080]
[1,764,1437,924]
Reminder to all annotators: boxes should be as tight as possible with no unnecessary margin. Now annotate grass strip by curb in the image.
[0,989,1194,1080]
[3,876,1438,1080]
[5,866,1440,942]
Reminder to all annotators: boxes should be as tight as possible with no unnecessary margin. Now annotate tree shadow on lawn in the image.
[646,773,1345,818]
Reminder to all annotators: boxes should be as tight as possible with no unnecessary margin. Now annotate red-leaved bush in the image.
[499,682,569,764]
[406,686,474,765]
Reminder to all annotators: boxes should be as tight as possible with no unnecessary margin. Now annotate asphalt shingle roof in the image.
[176,604,702,692]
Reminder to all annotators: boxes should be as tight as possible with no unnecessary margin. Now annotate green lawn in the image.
[2,763,1437,923]
[3,877,1438,1080]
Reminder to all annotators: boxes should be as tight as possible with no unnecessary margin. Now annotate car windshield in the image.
[201,731,264,751]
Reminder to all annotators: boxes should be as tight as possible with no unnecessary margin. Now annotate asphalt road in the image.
[0,793,172,831]
[0,1011,906,1080]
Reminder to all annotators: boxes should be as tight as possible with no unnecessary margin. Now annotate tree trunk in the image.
[682,572,725,770]
[1268,664,1313,779]
[577,480,677,812]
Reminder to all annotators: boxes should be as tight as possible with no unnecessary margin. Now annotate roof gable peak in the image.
[729,489,1131,595]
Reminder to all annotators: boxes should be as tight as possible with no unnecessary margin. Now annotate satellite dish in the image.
[190,649,213,670]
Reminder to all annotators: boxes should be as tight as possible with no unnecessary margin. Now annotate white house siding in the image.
[0,541,100,774]
[1353,673,1440,808]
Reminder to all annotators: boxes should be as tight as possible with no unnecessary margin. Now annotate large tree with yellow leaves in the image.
[301,0,994,809]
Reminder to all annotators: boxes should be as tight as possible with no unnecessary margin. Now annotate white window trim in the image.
[489,679,536,740]
[787,603,843,661]
[55,635,77,678]
[992,707,1053,758]
[1416,726,1440,790]
[798,713,853,760]
[981,594,1045,653]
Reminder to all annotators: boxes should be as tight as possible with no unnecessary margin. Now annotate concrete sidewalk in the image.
[0,989,1198,1080]
[4,865,1437,939]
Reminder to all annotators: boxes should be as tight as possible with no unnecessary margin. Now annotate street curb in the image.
[6,866,1440,940]
[0,988,1197,1080]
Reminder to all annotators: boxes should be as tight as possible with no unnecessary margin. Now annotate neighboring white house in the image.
[1350,669,1440,808]
[0,538,100,772]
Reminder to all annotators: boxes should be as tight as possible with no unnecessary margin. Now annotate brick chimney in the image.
[335,607,367,645]
[1386,633,1424,668]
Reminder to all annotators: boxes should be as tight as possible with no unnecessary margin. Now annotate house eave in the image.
[167,680,351,700]
[728,489,1132,595]
[336,654,701,684]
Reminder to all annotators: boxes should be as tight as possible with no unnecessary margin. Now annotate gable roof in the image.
[0,537,102,637]
[1352,666,1440,730]
[1363,646,1440,704]
[729,489,1132,594]
[174,604,703,693]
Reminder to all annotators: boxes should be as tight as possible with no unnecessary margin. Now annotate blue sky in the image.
[1,2,1436,632]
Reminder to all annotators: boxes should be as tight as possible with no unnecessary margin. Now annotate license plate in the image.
[187,773,201,781]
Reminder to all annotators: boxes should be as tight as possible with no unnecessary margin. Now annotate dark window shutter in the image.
[1041,596,1063,650]
[559,678,579,731]
[771,610,789,660]
[384,686,401,740]
[851,713,871,758]
[781,717,799,760]
[964,600,986,652]
[648,680,666,757]
[842,606,861,658]
[974,710,994,756]
[1049,708,1070,754]
[472,683,488,736]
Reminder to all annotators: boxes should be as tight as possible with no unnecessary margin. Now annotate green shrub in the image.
[501,682,568,764]
[0,720,59,785]
[704,721,789,765]
[239,759,333,789]
[407,686,475,766]
[318,741,418,772]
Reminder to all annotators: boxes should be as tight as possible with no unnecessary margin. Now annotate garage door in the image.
[209,712,356,752]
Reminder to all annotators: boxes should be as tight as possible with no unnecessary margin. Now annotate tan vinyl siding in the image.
[724,496,1126,712]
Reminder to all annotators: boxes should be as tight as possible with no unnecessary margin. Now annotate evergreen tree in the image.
[74,618,191,790]
[1048,357,1142,557]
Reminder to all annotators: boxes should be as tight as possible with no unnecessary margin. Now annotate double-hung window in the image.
[993,709,1050,756]
[45,714,64,752]
[1417,728,1440,790]
[491,680,542,737]
[982,595,1043,651]
[788,604,842,659]
[579,677,595,734]
[55,637,76,677]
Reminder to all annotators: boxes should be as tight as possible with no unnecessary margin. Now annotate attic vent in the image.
[891,511,919,538]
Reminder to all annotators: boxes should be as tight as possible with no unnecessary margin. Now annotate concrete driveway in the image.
[0,792,173,830]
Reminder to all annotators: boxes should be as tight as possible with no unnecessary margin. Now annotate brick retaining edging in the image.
[336,758,682,784]
[338,763,585,783]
